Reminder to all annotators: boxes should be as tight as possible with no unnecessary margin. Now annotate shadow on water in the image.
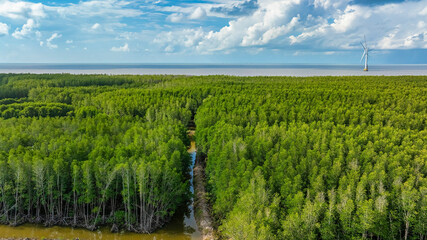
[0,137,201,240]
[0,192,201,240]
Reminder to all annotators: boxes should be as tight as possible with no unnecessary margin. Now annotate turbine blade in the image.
[360,52,366,62]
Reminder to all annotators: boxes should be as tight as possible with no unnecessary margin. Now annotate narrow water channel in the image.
[0,132,202,240]
[184,130,201,239]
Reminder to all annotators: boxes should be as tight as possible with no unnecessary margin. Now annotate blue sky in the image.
[0,0,426,64]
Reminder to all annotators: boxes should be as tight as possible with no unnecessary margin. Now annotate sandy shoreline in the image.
[0,64,426,76]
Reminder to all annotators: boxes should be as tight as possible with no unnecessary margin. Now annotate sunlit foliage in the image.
[0,74,425,239]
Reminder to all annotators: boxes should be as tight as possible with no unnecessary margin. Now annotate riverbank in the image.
[187,128,216,240]
[193,152,215,240]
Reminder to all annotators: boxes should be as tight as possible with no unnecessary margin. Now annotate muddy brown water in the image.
[0,136,201,240]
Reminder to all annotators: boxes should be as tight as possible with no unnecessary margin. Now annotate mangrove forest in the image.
[0,74,425,240]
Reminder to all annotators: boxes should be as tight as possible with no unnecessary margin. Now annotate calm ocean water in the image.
[0,64,426,76]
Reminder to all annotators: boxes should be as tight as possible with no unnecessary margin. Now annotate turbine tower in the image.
[360,35,369,71]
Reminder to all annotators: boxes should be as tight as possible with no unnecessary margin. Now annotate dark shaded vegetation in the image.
[0,74,425,239]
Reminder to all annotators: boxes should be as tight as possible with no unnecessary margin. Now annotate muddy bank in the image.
[193,152,215,240]
[188,129,213,240]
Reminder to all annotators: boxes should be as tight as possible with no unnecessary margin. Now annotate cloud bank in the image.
[0,0,425,63]
[157,0,427,53]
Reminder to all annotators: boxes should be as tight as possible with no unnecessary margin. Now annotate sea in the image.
[0,64,426,76]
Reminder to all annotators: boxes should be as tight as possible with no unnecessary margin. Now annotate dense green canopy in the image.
[0,74,194,233]
[194,76,426,240]
[0,74,425,239]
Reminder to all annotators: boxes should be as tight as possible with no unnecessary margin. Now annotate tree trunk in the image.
[404,221,409,240]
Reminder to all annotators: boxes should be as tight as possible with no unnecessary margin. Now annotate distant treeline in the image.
[0,74,425,239]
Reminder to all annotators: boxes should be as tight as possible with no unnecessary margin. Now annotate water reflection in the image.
[183,152,197,230]
[0,222,197,240]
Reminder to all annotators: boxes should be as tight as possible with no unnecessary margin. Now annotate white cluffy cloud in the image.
[167,6,206,23]
[41,33,62,49]
[91,23,100,30]
[189,7,206,20]
[0,22,9,36]
[12,18,38,39]
[111,43,130,52]
[167,13,185,23]
[47,33,61,48]
[0,0,46,19]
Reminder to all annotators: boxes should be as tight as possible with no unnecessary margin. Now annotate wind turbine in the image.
[360,35,369,71]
